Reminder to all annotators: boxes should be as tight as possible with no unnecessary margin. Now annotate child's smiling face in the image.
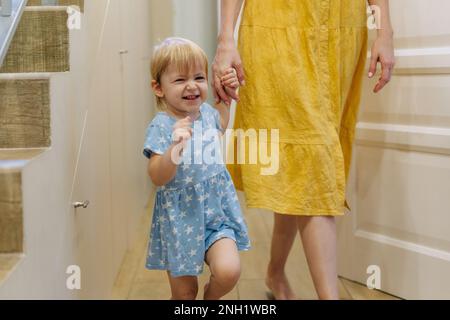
[155,62,208,118]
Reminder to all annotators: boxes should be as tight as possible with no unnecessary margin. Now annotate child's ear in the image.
[151,80,164,98]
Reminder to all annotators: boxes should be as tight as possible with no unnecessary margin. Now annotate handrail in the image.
[0,0,28,68]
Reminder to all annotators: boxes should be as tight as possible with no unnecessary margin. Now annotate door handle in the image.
[73,200,90,209]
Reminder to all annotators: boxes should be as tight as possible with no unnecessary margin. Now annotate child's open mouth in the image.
[183,95,200,101]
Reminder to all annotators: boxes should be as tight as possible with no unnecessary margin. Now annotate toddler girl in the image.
[143,37,250,300]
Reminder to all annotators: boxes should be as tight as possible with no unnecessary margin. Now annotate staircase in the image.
[0,0,83,285]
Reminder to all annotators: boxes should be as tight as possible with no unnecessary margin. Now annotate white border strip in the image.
[355,122,450,154]
[355,229,450,262]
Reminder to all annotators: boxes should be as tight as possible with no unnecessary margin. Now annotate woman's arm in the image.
[367,0,393,37]
[212,0,245,105]
[367,0,395,93]
[218,0,244,42]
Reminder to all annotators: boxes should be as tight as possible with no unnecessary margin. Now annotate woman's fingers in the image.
[221,68,240,90]
[368,51,379,78]
[234,62,245,86]
[373,56,395,93]
[221,72,237,82]
[373,63,392,93]
[222,78,240,88]
[214,74,231,105]
[223,68,236,75]
[369,36,395,93]
[213,65,241,105]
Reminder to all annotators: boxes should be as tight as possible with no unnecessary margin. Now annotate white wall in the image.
[172,0,217,61]
[148,0,218,106]
[0,0,153,299]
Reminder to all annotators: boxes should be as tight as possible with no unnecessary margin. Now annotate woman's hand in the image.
[368,33,395,93]
[212,38,245,106]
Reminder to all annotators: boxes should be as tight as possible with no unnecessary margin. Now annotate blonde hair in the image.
[150,37,209,110]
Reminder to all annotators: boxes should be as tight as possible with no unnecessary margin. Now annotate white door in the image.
[338,0,450,299]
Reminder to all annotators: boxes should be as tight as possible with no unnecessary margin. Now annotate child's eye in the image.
[196,76,206,81]
[175,79,184,82]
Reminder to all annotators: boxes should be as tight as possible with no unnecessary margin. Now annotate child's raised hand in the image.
[172,116,193,145]
[170,117,193,164]
[221,68,240,90]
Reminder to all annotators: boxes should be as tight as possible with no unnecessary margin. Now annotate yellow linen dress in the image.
[227,0,369,215]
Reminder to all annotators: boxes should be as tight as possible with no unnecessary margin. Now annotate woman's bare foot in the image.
[265,272,297,300]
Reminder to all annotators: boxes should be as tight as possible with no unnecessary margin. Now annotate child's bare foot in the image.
[265,273,297,300]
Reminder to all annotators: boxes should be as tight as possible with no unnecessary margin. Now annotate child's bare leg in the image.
[266,212,298,300]
[167,272,199,300]
[297,216,339,300]
[203,238,241,300]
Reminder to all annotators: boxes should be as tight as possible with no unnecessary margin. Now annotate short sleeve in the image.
[143,121,171,159]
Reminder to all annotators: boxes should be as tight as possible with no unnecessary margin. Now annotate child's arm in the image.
[147,117,192,186]
[214,101,231,132]
[215,67,240,130]
[147,145,179,187]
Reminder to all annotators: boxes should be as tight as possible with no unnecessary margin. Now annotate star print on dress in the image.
[184,176,194,184]
[162,201,172,210]
[158,216,166,224]
[205,208,215,217]
[185,225,194,235]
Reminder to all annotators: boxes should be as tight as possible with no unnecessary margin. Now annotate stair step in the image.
[0,253,23,284]
[0,169,23,253]
[0,76,51,149]
[0,9,69,73]
[27,0,84,12]
[0,148,47,161]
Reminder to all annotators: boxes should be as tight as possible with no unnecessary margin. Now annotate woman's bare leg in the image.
[297,216,339,300]
[265,212,298,300]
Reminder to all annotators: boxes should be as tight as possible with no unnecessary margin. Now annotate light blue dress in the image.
[143,103,251,277]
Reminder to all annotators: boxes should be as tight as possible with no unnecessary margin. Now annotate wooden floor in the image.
[112,193,399,300]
